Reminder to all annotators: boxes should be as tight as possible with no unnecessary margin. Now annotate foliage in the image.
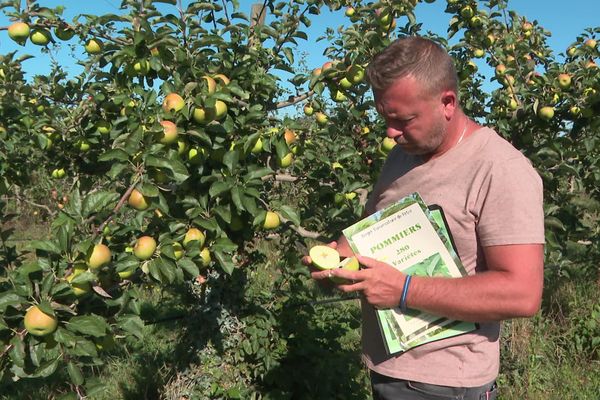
[0,0,598,398]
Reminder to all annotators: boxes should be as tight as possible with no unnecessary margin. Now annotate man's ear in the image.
[440,90,458,120]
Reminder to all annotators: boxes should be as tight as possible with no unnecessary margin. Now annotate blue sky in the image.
[1,0,598,85]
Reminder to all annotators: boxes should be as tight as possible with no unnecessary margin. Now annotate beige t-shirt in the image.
[362,127,544,387]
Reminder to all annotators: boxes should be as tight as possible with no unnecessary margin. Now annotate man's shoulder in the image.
[471,127,533,164]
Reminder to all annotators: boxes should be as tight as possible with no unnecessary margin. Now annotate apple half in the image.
[309,245,340,270]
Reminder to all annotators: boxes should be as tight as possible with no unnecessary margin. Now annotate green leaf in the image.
[0,292,24,313]
[98,149,130,162]
[279,205,301,226]
[32,356,60,378]
[82,191,119,217]
[67,362,84,386]
[118,315,145,340]
[28,240,62,255]
[209,181,231,198]
[9,335,25,368]
[66,315,109,337]
[214,250,235,275]
[177,258,200,277]
[145,155,189,183]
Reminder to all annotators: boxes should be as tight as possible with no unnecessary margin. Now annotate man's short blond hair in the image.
[366,36,459,98]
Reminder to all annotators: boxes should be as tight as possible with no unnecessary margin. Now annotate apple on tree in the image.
[538,106,555,121]
[84,38,103,54]
[183,228,206,248]
[162,93,185,113]
[24,305,58,337]
[54,24,75,41]
[159,120,178,144]
[263,211,280,230]
[133,236,157,260]
[8,21,30,44]
[87,243,112,269]
[128,188,149,211]
[30,28,52,46]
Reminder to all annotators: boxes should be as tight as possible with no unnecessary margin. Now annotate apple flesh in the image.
[24,306,58,337]
[133,236,157,260]
[331,257,360,284]
[309,245,340,270]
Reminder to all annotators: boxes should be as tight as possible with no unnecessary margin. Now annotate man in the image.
[309,36,545,399]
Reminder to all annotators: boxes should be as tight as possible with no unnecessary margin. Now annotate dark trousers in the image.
[371,371,498,400]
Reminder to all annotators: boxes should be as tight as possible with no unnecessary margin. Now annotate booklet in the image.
[342,192,477,355]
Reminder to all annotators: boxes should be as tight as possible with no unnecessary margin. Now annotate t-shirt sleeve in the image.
[475,155,545,246]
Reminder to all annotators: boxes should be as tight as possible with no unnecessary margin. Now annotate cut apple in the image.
[309,245,340,270]
[331,256,360,284]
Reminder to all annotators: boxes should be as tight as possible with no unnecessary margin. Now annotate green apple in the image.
[183,228,206,248]
[78,140,91,152]
[381,137,397,153]
[538,106,555,121]
[213,74,230,85]
[133,59,150,75]
[566,47,577,57]
[24,306,58,337]
[557,73,571,90]
[346,64,365,84]
[192,107,210,124]
[30,29,51,46]
[199,248,211,267]
[87,243,111,269]
[133,236,157,260]
[484,34,496,47]
[251,137,263,154]
[128,188,149,211]
[263,211,280,229]
[345,7,355,17]
[162,93,185,113]
[54,25,75,41]
[315,112,328,126]
[473,49,485,58]
[345,192,357,200]
[331,89,347,103]
[569,106,581,117]
[211,100,228,120]
[172,242,184,260]
[159,120,178,144]
[51,168,66,179]
[278,153,293,168]
[85,38,103,54]
[66,273,91,296]
[331,161,343,170]
[303,105,314,116]
[8,22,30,44]
[460,6,474,19]
[188,147,205,164]
[96,120,111,134]
[309,245,340,270]
[339,77,353,90]
[331,256,360,284]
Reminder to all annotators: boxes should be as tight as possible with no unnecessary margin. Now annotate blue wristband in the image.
[400,275,412,313]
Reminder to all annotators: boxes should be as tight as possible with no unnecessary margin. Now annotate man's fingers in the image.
[356,255,388,269]
[302,255,312,266]
[327,241,338,249]
[337,280,366,293]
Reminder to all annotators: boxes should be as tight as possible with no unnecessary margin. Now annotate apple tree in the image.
[0,0,598,397]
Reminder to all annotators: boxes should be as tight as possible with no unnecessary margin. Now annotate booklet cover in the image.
[342,192,477,355]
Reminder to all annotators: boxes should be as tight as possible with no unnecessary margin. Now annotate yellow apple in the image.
[183,228,206,248]
[557,73,572,90]
[66,273,91,296]
[381,137,397,153]
[84,38,103,54]
[199,248,211,267]
[584,38,597,49]
[278,153,293,168]
[192,107,210,124]
[213,74,230,85]
[8,22,30,43]
[87,243,111,269]
[315,112,328,126]
[309,245,340,270]
[211,100,228,120]
[172,242,184,260]
[263,211,280,229]
[159,120,178,144]
[303,105,314,116]
[162,93,185,113]
[133,59,150,75]
[133,236,157,260]
[346,64,365,84]
[24,306,58,337]
[251,137,263,154]
[202,75,217,93]
[128,189,149,211]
